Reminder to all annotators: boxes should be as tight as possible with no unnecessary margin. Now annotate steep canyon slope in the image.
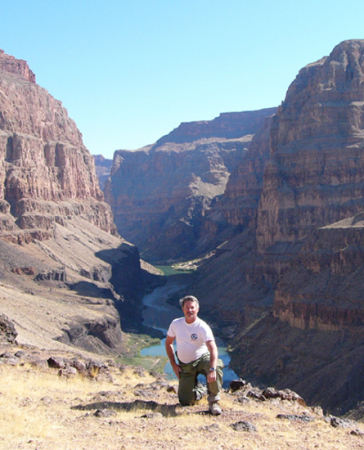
[103,108,276,262]
[192,39,364,416]
[0,49,160,355]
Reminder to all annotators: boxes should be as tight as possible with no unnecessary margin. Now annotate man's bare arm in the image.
[165,335,182,379]
[206,340,218,383]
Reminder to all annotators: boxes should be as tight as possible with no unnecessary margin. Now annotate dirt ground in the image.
[1,348,364,450]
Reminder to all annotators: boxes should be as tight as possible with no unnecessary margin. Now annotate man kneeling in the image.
[165,295,223,415]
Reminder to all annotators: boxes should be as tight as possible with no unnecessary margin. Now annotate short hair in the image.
[179,295,200,308]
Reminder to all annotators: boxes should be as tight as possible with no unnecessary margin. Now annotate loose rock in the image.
[231,421,257,432]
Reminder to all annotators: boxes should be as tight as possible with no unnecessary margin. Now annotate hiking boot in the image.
[209,401,222,416]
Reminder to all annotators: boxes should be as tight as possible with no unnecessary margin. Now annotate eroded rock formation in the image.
[103,108,276,262]
[0,49,162,355]
[191,40,364,415]
[0,49,117,243]
[257,39,364,251]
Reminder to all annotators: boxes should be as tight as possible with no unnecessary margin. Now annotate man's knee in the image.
[178,387,195,406]
[178,376,200,406]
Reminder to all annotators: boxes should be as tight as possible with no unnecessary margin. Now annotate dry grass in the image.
[1,361,364,450]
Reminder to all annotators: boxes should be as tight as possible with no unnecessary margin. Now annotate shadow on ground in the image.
[72,399,180,417]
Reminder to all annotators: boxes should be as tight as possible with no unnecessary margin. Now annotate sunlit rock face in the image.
[215,40,364,416]
[257,40,364,252]
[0,49,36,83]
[0,49,117,242]
[0,49,163,355]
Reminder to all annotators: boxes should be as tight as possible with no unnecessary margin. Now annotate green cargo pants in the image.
[177,352,224,406]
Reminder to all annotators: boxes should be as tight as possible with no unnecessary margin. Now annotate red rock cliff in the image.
[212,41,364,415]
[0,49,117,243]
[0,49,36,83]
[257,40,364,252]
[0,49,162,356]
[274,215,364,331]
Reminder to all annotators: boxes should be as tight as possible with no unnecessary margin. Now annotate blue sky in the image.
[1,0,363,158]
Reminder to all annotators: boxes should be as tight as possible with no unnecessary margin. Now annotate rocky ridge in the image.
[0,49,35,83]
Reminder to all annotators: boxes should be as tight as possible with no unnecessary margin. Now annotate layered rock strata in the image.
[205,40,364,415]
[0,49,161,354]
[230,213,364,415]
[257,39,364,252]
[104,108,276,262]
[0,49,116,243]
[196,40,364,320]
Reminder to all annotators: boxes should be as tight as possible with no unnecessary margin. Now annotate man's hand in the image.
[206,340,218,383]
[172,362,182,379]
[165,335,182,379]
[207,369,217,383]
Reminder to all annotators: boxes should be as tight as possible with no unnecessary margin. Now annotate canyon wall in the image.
[202,113,275,237]
[229,214,364,415]
[0,49,161,354]
[257,40,364,252]
[204,40,364,415]
[103,108,276,262]
[195,40,364,320]
[0,49,117,243]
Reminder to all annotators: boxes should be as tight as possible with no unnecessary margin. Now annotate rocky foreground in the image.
[1,342,364,450]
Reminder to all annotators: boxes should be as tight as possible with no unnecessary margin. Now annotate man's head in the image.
[180,295,200,323]
[179,295,200,309]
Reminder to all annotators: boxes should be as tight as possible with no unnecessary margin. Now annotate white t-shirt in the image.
[167,317,215,364]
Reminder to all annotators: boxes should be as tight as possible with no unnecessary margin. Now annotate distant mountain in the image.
[156,108,277,145]
[101,108,276,262]
[93,154,113,190]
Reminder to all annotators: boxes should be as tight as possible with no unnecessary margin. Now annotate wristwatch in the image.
[209,367,216,372]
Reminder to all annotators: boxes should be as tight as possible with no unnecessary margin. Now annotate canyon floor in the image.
[2,344,364,450]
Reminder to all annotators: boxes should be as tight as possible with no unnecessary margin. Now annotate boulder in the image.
[0,314,17,343]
